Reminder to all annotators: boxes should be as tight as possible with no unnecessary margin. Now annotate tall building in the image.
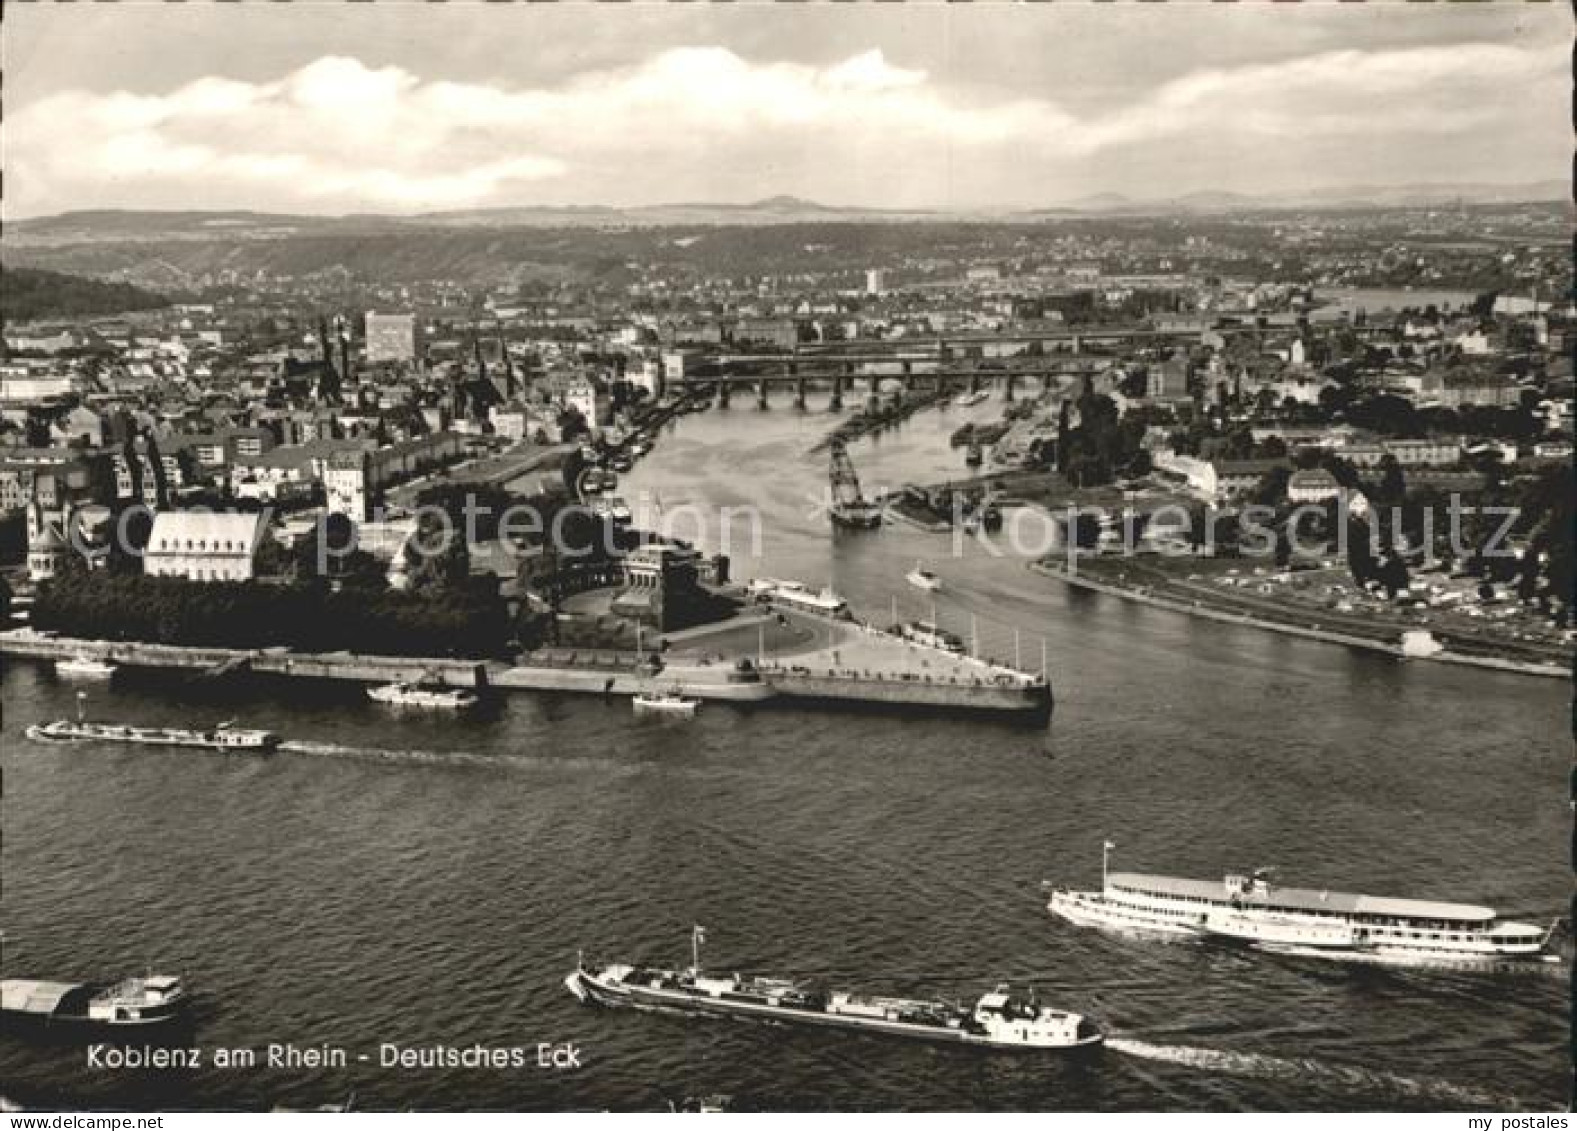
[366,312,417,364]
[865,268,886,296]
[324,449,372,522]
[113,433,173,510]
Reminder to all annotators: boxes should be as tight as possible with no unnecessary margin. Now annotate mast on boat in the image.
[690,924,706,976]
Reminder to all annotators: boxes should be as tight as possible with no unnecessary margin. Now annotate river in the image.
[1,392,1566,1111]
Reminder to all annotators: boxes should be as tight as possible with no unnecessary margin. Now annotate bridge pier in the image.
[1003,373,1016,402]
[794,374,807,409]
[718,381,731,408]
[969,371,982,394]
[757,378,769,410]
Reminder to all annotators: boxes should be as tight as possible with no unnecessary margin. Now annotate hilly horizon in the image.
[7,178,1566,237]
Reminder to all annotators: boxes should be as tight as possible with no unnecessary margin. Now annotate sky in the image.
[4,3,1569,219]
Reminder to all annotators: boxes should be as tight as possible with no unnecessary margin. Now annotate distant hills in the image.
[1051,180,1568,215]
[1,181,1563,294]
[6,196,945,245]
[8,180,1563,245]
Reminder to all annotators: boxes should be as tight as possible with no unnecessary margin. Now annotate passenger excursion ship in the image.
[1047,845,1560,966]
[565,928,1102,1051]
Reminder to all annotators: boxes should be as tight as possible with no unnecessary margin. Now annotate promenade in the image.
[0,617,1053,718]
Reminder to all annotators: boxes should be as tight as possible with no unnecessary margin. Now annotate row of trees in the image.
[30,569,513,658]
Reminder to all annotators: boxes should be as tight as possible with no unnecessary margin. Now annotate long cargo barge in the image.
[565,929,1101,1051]
[25,717,279,752]
[1,975,189,1032]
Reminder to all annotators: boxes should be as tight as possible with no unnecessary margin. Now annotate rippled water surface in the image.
[2,399,1567,1111]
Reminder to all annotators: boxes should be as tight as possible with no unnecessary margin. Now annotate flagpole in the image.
[1102,840,1114,889]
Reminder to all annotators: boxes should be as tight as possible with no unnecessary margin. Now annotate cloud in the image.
[5,39,1565,215]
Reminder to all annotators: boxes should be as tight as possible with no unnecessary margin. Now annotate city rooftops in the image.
[147,510,267,556]
[1107,871,1497,923]
[232,447,318,472]
[1208,457,1292,476]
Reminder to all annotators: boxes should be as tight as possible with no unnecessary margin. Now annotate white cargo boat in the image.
[633,691,699,717]
[367,681,478,710]
[55,655,118,680]
[746,577,851,619]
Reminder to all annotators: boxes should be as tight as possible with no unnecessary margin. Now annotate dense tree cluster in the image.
[32,568,511,657]
[1054,377,1149,485]
[2,267,170,324]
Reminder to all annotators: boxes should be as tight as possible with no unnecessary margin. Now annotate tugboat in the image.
[25,694,278,752]
[367,680,478,710]
[1,974,190,1031]
[566,928,1102,1052]
[965,442,984,468]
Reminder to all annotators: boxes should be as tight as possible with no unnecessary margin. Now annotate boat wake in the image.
[1106,1038,1529,1110]
[277,740,523,771]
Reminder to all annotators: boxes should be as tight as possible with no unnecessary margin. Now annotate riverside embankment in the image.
[0,629,1051,718]
[1028,560,1570,681]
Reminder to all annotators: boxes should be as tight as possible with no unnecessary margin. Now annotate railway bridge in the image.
[663,322,1205,408]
